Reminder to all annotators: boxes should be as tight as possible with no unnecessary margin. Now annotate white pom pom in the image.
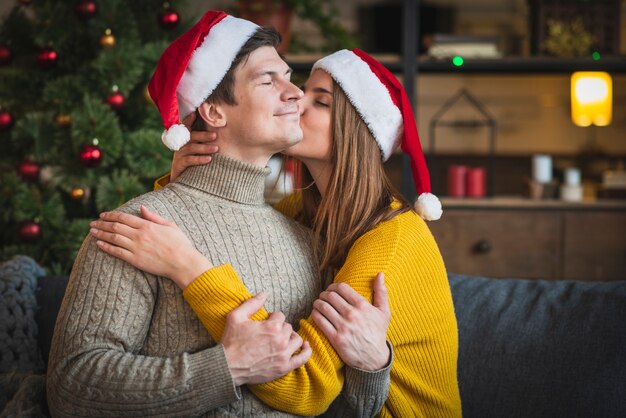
[414,193,442,221]
[161,124,190,151]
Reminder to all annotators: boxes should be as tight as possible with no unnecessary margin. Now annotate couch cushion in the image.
[449,274,626,418]
[0,256,46,374]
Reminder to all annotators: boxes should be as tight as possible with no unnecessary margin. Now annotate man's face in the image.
[222,46,303,156]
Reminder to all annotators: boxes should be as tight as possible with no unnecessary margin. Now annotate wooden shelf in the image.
[440,197,626,211]
[286,55,626,74]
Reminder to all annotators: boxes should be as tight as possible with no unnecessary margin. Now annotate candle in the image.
[466,167,486,198]
[447,165,467,197]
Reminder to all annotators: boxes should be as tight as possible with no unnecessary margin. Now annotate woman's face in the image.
[282,69,333,163]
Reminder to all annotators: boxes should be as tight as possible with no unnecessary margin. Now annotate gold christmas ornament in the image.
[100,29,116,49]
[70,187,86,200]
[55,113,72,126]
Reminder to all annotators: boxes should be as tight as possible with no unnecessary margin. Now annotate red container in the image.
[466,167,486,198]
[447,165,467,197]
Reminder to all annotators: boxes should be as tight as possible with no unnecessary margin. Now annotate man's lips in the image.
[274,106,299,117]
[275,111,299,116]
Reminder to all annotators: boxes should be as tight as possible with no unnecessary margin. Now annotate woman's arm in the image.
[90,207,391,416]
[181,245,394,416]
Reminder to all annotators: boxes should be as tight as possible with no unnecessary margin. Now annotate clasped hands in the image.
[220,271,391,386]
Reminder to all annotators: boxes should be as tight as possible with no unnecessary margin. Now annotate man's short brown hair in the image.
[191,27,281,131]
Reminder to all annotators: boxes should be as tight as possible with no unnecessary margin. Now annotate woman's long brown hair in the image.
[296,79,412,281]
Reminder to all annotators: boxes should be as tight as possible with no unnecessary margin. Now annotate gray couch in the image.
[1,256,625,417]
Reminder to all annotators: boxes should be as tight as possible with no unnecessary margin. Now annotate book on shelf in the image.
[427,34,502,59]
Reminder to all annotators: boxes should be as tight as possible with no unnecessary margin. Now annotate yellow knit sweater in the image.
[178,190,462,417]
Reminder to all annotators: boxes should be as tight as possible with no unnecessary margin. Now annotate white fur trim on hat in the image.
[312,50,403,161]
[177,16,259,120]
[414,193,442,221]
[162,124,190,151]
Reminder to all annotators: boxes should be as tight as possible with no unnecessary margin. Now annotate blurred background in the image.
[1,0,624,280]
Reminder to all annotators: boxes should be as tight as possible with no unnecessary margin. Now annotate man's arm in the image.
[320,348,393,418]
[46,234,239,417]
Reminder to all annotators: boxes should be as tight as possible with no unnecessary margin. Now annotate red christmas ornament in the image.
[19,221,41,242]
[0,110,14,132]
[159,7,180,30]
[74,0,97,20]
[80,144,102,167]
[17,159,40,181]
[0,44,12,66]
[106,91,125,110]
[37,47,58,69]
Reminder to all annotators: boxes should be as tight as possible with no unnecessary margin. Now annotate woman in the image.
[90,49,461,417]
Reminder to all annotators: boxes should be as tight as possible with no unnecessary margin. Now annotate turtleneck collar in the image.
[174,153,270,205]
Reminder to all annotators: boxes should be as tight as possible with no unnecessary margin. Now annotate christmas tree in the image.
[0,0,189,275]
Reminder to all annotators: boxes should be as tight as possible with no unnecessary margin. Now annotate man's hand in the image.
[222,293,312,386]
[312,272,391,371]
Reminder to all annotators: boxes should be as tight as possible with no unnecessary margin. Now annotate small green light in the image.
[452,56,464,67]
[592,51,601,60]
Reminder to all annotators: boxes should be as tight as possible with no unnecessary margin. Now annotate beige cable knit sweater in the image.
[47,154,389,417]
[47,154,323,417]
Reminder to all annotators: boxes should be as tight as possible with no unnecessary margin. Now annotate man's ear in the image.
[197,102,227,128]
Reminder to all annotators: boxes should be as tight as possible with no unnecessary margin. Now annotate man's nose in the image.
[282,80,304,102]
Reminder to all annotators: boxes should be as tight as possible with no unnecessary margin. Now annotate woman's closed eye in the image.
[315,100,329,107]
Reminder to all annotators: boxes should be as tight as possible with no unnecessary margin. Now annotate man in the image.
[47,11,386,417]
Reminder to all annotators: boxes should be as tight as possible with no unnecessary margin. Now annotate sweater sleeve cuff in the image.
[154,173,171,190]
[187,343,241,406]
[344,341,394,395]
[183,264,248,309]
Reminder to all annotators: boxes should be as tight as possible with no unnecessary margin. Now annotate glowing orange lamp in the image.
[571,72,612,127]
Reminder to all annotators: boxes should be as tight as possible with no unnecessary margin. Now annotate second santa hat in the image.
[148,11,259,151]
[312,49,442,221]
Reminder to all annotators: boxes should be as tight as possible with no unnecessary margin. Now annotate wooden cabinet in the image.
[428,198,626,281]
[562,212,626,281]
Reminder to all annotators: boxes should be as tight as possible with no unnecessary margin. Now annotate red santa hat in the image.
[148,11,259,151]
[312,49,442,221]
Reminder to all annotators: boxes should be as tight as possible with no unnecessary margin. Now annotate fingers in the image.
[139,205,173,226]
[326,282,367,307]
[285,330,303,352]
[373,272,391,315]
[181,155,213,168]
[95,239,135,263]
[230,292,267,322]
[90,227,135,251]
[318,288,354,317]
[267,311,286,324]
[190,130,217,142]
[90,219,137,241]
[287,340,311,370]
[311,305,338,340]
[182,112,196,128]
[97,211,145,229]
[184,142,219,155]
